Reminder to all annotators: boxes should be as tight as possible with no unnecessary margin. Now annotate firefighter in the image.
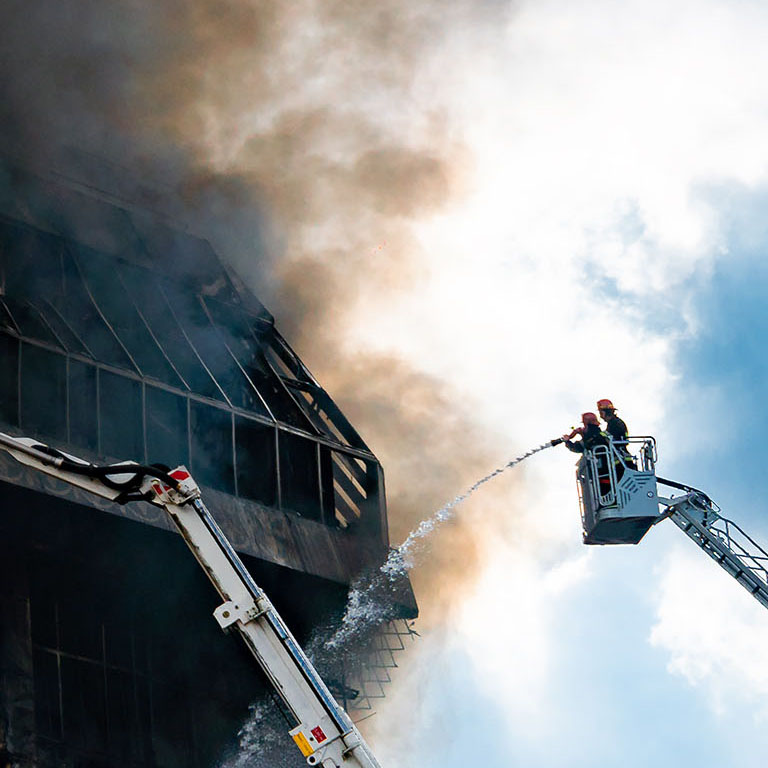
[596,398,636,470]
[596,399,628,443]
[561,412,608,454]
[562,412,612,499]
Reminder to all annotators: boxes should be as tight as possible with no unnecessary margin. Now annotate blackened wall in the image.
[0,482,351,767]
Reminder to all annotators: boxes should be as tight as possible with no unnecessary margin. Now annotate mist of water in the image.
[324,440,555,651]
[225,440,555,766]
[220,700,304,768]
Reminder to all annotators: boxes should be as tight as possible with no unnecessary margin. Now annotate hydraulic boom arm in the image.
[657,478,768,611]
[574,436,768,614]
[0,432,381,768]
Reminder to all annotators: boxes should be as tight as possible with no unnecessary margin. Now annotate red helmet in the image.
[596,398,615,411]
[581,412,599,426]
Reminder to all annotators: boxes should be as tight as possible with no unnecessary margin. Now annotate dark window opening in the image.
[151,685,194,768]
[106,668,141,760]
[58,591,104,661]
[190,401,234,494]
[99,371,144,461]
[146,386,189,469]
[0,332,19,426]
[20,343,67,441]
[68,360,98,452]
[278,432,321,521]
[235,417,277,506]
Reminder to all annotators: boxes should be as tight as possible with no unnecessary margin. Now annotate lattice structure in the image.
[336,620,419,713]
[669,499,768,610]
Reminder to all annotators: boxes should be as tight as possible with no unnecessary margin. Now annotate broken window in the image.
[330,452,383,534]
[205,297,309,427]
[190,401,235,494]
[164,285,268,415]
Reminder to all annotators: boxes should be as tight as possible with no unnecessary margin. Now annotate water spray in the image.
[229,438,562,765]
[326,438,562,651]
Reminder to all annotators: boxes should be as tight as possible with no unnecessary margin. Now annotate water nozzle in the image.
[550,437,564,447]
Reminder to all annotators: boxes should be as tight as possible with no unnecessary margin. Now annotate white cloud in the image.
[342,0,768,763]
[454,547,591,729]
[650,544,768,720]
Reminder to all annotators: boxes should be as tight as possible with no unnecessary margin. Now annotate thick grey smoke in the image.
[0,0,518,613]
[1,0,525,752]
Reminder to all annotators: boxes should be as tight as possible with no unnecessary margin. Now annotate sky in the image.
[5,1,768,766]
[339,2,768,766]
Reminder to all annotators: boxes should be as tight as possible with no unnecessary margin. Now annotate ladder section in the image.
[342,619,419,713]
[669,502,768,611]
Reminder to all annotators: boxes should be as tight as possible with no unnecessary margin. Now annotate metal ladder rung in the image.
[672,505,768,614]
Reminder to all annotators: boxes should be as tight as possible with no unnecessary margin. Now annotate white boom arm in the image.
[0,432,381,768]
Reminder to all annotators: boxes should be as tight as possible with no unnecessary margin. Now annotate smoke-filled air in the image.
[7,0,768,766]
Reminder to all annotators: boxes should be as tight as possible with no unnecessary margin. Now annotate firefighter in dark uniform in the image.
[562,412,613,499]
[597,398,628,443]
[562,412,608,453]
[597,398,636,471]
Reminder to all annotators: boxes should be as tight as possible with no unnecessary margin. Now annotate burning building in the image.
[0,155,417,768]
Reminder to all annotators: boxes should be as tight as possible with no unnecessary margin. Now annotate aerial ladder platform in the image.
[574,435,768,611]
[0,431,382,768]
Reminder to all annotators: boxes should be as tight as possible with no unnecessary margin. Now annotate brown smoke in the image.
[0,0,518,626]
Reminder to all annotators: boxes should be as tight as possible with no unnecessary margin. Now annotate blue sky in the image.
[7,0,768,765]
[346,3,768,765]
[196,1,768,764]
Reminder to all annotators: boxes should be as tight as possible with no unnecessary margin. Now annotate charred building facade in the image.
[0,158,416,768]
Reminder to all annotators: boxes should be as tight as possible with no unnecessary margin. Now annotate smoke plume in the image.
[0,0,527,746]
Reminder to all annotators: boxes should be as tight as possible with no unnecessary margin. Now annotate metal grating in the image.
[336,619,419,713]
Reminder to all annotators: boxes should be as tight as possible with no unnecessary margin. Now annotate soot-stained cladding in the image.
[0,155,417,768]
